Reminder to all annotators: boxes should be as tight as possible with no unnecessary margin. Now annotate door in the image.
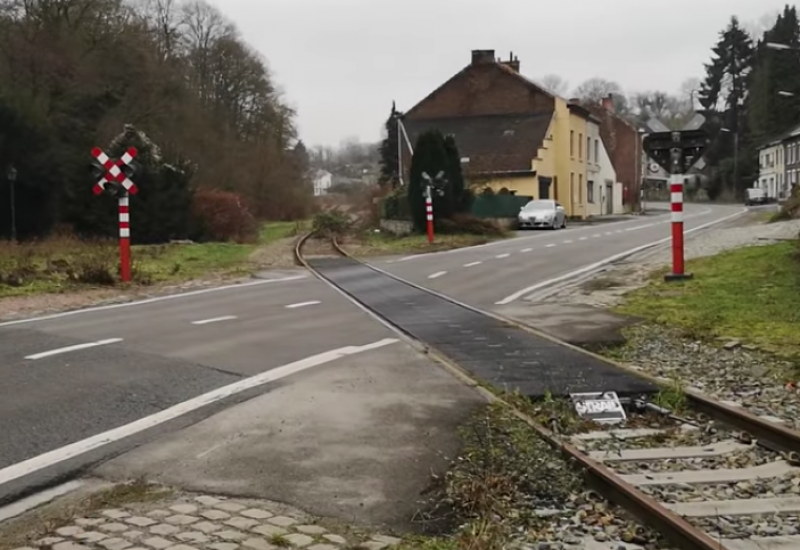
[538,177,552,199]
[606,183,613,214]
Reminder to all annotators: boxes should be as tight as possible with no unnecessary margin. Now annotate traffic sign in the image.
[91,147,139,195]
[643,130,708,175]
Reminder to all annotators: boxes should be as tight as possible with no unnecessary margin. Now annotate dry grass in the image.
[0,221,307,299]
[340,232,504,258]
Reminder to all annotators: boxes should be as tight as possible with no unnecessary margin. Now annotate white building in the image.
[586,119,623,216]
[758,141,783,199]
[312,169,333,197]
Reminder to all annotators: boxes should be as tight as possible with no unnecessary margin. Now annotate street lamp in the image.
[766,42,795,51]
[6,165,16,241]
[720,128,739,190]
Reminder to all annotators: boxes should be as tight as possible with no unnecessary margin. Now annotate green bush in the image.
[312,210,351,236]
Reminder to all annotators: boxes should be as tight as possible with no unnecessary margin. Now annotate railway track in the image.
[295,232,800,550]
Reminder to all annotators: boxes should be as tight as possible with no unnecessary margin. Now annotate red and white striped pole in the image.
[665,173,692,281]
[118,194,132,282]
[425,185,434,243]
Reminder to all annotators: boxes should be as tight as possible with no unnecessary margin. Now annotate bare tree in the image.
[537,74,569,96]
[572,77,629,112]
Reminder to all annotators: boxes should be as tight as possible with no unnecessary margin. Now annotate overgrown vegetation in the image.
[0,221,300,297]
[0,0,312,243]
[616,241,800,358]
[341,231,503,257]
[415,403,583,550]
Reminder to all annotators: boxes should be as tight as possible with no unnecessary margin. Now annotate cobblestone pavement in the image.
[11,492,401,550]
[538,216,800,308]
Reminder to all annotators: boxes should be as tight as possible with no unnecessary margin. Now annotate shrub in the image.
[437,213,507,236]
[312,210,351,236]
[191,188,259,243]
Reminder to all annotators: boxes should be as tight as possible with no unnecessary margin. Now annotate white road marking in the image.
[428,271,447,279]
[464,261,482,267]
[0,275,308,328]
[545,243,556,248]
[563,240,573,244]
[495,208,748,305]
[0,339,399,488]
[495,253,510,259]
[285,301,321,309]
[626,223,654,231]
[521,248,533,253]
[25,338,123,360]
[579,237,588,241]
[191,315,237,325]
[605,232,613,235]
[592,234,601,238]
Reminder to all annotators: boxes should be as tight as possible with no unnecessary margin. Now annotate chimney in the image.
[471,50,496,65]
[601,94,615,112]
[501,52,520,72]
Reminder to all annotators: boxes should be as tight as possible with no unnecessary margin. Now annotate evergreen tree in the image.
[378,102,402,188]
[698,16,755,192]
[408,130,449,233]
[747,5,800,144]
[443,135,471,216]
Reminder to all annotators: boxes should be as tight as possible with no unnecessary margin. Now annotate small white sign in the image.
[570,391,626,425]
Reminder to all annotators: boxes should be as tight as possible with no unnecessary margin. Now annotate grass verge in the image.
[341,231,506,257]
[615,241,800,358]
[0,221,305,298]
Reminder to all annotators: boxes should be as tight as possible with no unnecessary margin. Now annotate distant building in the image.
[312,169,333,197]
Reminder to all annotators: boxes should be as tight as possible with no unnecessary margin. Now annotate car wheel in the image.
[561,217,567,229]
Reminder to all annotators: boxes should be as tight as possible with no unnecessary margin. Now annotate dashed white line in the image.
[546,243,556,248]
[285,301,321,309]
[521,248,533,253]
[428,271,447,279]
[495,253,510,259]
[464,261,482,267]
[592,234,601,238]
[579,237,588,241]
[192,315,237,325]
[563,240,574,244]
[25,338,123,360]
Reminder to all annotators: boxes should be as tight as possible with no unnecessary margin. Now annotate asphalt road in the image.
[373,202,746,308]
[0,273,391,472]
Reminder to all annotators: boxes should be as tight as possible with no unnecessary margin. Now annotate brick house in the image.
[583,96,641,211]
[399,49,598,218]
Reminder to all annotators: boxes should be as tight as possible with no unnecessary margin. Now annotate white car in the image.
[517,199,567,230]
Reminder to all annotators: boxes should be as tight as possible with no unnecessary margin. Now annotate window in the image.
[579,174,584,202]
[587,136,591,161]
[595,139,599,163]
[587,180,595,203]
[570,131,574,157]
[579,133,583,159]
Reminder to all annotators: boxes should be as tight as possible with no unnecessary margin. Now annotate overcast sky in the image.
[208,0,787,148]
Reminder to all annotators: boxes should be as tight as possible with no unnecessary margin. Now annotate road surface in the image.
[373,202,745,308]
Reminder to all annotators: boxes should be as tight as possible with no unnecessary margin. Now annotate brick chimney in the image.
[601,94,615,112]
[471,50,496,65]
[501,51,520,72]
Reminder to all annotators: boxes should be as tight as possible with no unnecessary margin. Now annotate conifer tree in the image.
[378,102,402,188]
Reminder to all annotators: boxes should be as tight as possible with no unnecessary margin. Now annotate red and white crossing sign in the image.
[91,146,139,195]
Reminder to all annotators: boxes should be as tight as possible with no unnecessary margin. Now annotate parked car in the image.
[517,199,567,230]
[744,188,767,206]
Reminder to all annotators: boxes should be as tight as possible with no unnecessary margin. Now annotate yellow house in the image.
[399,48,593,218]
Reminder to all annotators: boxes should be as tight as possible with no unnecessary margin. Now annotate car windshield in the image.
[523,200,554,212]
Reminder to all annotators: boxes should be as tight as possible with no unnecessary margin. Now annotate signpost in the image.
[421,170,446,244]
[571,391,627,425]
[90,146,139,283]
[642,129,708,282]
